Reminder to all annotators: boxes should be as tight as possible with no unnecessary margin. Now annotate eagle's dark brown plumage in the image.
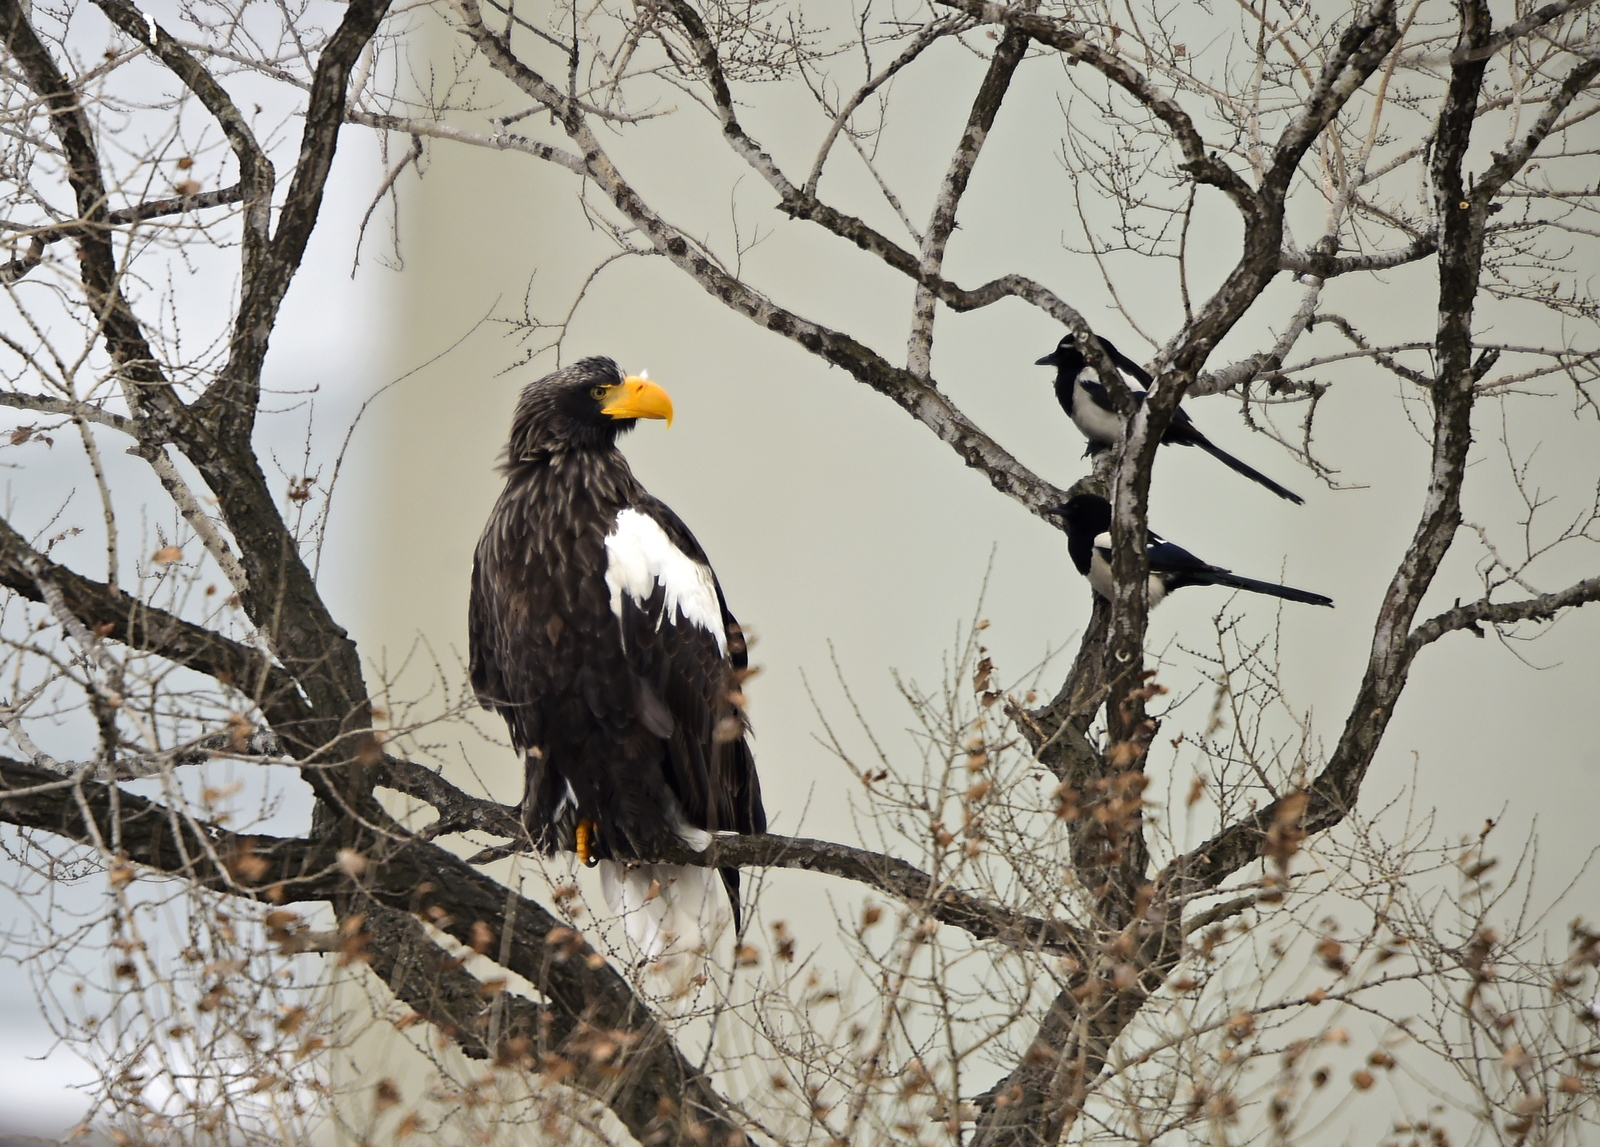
[468,357,764,970]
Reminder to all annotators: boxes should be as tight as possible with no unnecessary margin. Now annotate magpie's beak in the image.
[602,376,674,426]
[1035,352,1060,367]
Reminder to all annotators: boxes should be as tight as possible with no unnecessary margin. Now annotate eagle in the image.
[468,357,765,984]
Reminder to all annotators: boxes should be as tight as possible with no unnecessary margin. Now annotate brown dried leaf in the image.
[228,839,270,882]
[276,1005,308,1035]
[772,921,795,963]
[1500,1045,1531,1070]
[469,920,494,954]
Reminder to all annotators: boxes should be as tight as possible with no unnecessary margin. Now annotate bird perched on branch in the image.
[469,357,765,990]
[1049,494,1332,608]
[1036,332,1304,504]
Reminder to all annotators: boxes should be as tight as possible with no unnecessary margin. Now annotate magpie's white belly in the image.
[1087,545,1167,607]
[1071,374,1128,445]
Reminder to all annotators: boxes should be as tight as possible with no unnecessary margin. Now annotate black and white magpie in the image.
[1048,494,1332,608]
[1037,332,1304,505]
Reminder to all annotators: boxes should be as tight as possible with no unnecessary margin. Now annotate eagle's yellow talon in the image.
[575,819,598,868]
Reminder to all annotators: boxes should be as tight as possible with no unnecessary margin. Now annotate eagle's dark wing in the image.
[468,471,653,854]
[603,496,765,922]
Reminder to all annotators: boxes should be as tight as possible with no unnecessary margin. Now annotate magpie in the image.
[1037,332,1304,505]
[1048,494,1332,608]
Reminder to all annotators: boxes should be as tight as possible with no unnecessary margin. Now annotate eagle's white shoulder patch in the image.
[604,508,727,653]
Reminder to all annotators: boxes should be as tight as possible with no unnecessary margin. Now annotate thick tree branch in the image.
[0,514,314,736]
[0,0,171,388]
[1277,231,1438,278]
[1,183,246,245]
[908,22,1031,377]
[372,754,525,840]
[1453,0,1597,62]
[1474,55,1600,202]
[1155,0,1501,911]
[349,110,585,172]
[0,391,134,432]
[198,0,392,422]
[456,0,1067,514]
[92,0,273,278]
[376,754,1088,951]
[0,753,750,1146]
[1408,576,1600,651]
[656,833,1085,951]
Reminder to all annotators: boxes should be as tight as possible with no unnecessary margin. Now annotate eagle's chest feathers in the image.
[498,459,724,653]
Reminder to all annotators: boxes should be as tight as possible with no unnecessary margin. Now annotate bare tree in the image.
[2,0,1600,1142]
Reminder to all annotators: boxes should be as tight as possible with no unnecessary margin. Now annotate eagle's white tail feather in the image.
[599,861,727,996]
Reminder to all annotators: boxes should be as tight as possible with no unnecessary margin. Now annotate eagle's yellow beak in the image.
[601,376,674,427]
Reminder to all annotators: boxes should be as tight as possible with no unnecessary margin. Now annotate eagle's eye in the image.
[589,384,609,400]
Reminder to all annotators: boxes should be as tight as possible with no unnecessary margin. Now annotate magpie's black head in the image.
[1047,494,1112,537]
[1035,331,1081,368]
[506,356,674,461]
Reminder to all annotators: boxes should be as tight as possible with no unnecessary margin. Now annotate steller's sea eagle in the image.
[469,357,765,986]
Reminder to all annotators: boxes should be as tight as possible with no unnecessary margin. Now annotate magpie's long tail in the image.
[1173,428,1305,504]
[1200,568,1332,607]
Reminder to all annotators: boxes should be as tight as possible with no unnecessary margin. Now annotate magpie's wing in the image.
[1147,536,1332,606]
[1098,337,1154,387]
[1146,537,1211,576]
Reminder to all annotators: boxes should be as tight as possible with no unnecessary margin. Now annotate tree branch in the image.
[654,832,1085,951]
[1453,0,1597,62]
[92,0,274,277]
[1277,231,1438,278]
[199,0,392,422]
[1408,576,1600,651]
[0,514,314,736]
[908,22,1031,377]
[0,753,751,1146]
[932,0,1258,214]
[0,0,171,387]
[375,753,1088,952]
[455,0,1068,514]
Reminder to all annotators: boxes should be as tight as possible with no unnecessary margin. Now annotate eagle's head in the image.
[506,356,674,460]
